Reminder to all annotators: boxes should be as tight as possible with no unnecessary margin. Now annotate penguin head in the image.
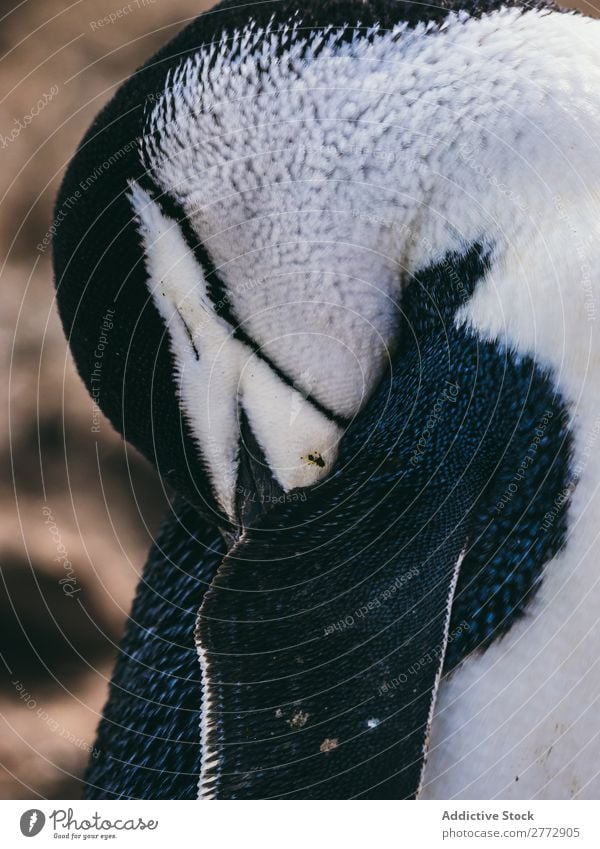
[53,0,420,531]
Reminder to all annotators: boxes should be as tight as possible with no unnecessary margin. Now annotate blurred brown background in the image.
[0,0,598,800]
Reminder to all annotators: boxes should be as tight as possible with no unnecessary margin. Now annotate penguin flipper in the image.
[84,499,224,799]
[195,472,469,800]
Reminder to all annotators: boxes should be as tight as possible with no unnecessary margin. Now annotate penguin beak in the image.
[195,322,484,800]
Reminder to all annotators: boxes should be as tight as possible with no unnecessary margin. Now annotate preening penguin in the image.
[52,0,600,798]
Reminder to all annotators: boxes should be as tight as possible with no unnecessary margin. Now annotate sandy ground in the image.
[0,0,598,799]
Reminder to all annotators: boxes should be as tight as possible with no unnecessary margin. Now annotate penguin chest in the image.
[421,236,600,799]
[422,514,600,800]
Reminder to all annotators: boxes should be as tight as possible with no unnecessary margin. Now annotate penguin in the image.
[52,0,600,799]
